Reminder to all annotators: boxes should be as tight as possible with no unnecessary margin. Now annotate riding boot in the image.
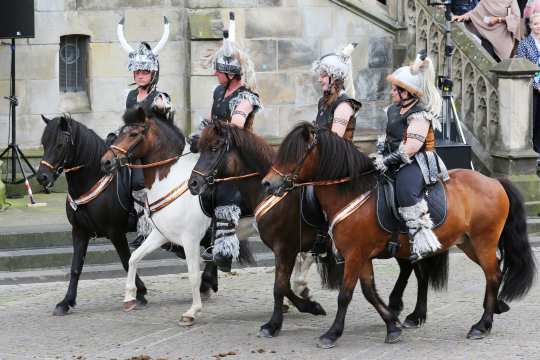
[398,199,441,262]
[211,205,241,272]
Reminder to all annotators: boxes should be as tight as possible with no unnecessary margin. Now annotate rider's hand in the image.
[370,153,387,173]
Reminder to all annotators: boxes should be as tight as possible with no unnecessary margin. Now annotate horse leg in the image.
[402,263,429,328]
[179,234,203,326]
[317,256,362,349]
[388,258,414,318]
[291,252,315,300]
[460,238,502,339]
[111,232,148,306]
[200,261,218,299]
[359,260,402,343]
[259,252,325,338]
[122,231,166,311]
[53,227,89,316]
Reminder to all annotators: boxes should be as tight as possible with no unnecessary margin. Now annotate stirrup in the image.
[311,233,328,258]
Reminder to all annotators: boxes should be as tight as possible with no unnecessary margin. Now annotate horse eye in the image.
[129,133,138,138]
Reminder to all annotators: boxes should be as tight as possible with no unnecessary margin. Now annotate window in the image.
[59,35,89,92]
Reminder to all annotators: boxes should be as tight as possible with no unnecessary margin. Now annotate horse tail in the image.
[316,239,344,290]
[237,239,256,265]
[417,251,449,291]
[497,178,537,301]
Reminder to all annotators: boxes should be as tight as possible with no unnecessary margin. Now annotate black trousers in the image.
[534,89,540,153]
[395,161,426,208]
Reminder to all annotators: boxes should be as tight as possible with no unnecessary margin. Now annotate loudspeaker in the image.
[436,141,472,170]
[0,0,35,39]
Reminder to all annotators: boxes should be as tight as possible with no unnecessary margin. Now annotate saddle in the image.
[116,166,135,213]
[376,176,447,234]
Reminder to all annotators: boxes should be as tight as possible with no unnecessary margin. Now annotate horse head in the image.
[262,122,319,196]
[100,107,152,174]
[37,114,75,188]
[188,120,234,195]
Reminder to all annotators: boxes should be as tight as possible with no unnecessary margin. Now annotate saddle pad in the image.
[376,180,447,234]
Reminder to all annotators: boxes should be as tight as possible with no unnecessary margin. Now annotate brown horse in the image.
[263,123,537,348]
[188,120,449,337]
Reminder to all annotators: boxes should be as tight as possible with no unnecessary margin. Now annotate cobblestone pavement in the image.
[0,251,538,360]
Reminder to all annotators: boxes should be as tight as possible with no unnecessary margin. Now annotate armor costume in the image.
[373,51,449,261]
[113,16,172,248]
[198,12,261,272]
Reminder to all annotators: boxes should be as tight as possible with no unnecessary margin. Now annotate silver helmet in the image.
[116,16,170,72]
[313,43,358,97]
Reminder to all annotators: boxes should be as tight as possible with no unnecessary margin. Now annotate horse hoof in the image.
[317,336,336,349]
[495,300,510,314]
[136,298,148,307]
[402,318,424,329]
[53,305,70,316]
[258,327,279,338]
[179,316,195,326]
[466,327,490,340]
[385,330,402,344]
[281,304,290,314]
[123,300,137,312]
[311,302,327,316]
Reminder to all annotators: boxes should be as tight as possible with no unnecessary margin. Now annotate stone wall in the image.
[0,0,189,148]
[188,0,398,138]
[0,0,399,149]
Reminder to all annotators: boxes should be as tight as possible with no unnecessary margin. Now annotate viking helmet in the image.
[387,50,442,118]
[212,12,256,89]
[117,16,170,72]
[312,43,358,97]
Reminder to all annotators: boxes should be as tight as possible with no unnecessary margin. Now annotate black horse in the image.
[37,115,149,315]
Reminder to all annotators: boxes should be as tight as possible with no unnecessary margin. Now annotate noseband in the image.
[40,129,83,177]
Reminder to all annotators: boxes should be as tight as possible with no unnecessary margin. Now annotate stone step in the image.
[0,238,271,272]
[0,253,276,285]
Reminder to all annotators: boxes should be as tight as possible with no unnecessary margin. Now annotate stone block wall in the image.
[0,0,189,148]
[188,0,397,138]
[0,0,399,149]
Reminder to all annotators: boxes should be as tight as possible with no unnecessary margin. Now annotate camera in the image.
[427,0,452,6]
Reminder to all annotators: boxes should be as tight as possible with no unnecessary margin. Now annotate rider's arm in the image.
[402,114,430,157]
[331,102,354,138]
[230,99,253,128]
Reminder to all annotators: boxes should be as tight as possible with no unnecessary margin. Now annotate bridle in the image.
[190,125,259,186]
[270,128,320,192]
[270,128,376,193]
[108,123,149,168]
[40,128,84,178]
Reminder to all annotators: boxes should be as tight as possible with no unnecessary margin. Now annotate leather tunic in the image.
[314,93,362,141]
[126,89,160,114]
[211,85,261,131]
[384,103,435,154]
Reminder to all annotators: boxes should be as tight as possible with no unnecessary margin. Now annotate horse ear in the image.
[59,116,69,131]
[301,125,313,142]
[41,114,50,125]
[137,107,147,123]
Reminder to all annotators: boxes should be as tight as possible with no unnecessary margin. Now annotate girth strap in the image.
[67,175,114,211]
[145,181,189,216]
[328,190,372,240]
[254,192,290,222]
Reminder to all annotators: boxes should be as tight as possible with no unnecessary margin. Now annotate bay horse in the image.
[263,123,537,348]
[100,107,254,325]
[188,120,448,337]
[37,115,148,315]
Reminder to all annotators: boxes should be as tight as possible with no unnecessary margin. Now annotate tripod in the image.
[0,39,37,186]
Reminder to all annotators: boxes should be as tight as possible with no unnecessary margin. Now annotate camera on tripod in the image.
[427,0,452,6]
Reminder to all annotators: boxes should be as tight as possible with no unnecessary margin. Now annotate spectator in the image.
[516,12,540,153]
[453,0,523,61]
[524,0,540,17]
[451,0,479,16]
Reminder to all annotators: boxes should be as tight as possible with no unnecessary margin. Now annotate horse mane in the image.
[42,114,106,174]
[122,108,186,155]
[278,122,376,194]
[227,125,275,175]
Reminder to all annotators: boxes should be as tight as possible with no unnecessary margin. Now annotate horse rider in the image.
[309,43,362,256]
[190,12,262,272]
[372,50,449,262]
[110,16,173,248]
